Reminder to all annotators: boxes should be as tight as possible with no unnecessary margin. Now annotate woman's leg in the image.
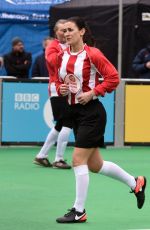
[56,147,96,223]
[72,147,95,212]
[88,148,136,189]
[88,148,146,209]
[55,127,71,161]
[35,127,59,159]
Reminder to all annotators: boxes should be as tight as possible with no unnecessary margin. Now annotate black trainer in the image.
[56,208,87,223]
[52,160,71,169]
[33,157,52,167]
[131,176,147,209]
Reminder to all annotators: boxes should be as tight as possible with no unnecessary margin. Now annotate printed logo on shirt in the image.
[64,74,81,94]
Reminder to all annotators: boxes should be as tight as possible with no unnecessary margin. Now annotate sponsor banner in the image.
[1,82,114,143]
[5,0,69,5]
[100,92,114,143]
[2,82,53,142]
[0,12,49,22]
[0,0,70,22]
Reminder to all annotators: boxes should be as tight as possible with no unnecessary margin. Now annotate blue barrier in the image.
[1,80,114,143]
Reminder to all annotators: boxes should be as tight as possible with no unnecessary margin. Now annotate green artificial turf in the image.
[0,146,149,230]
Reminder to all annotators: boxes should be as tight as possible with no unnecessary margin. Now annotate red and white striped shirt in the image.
[58,45,120,104]
[45,39,67,97]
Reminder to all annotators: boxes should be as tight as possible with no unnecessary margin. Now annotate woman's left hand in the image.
[77,90,95,105]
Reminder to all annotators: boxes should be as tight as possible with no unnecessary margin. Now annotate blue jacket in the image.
[132,46,150,79]
[32,52,48,77]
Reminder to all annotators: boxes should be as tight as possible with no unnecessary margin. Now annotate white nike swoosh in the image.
[75,213,85,220]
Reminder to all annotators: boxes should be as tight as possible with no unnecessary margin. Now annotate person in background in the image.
[32,37,54,77]
[34,19,72,169]
[132,44,150,79]
[3,37,32,78]
[0,56,4,68]
[52,16,147,224]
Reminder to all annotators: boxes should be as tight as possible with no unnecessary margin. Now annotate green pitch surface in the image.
[0,146,149,230]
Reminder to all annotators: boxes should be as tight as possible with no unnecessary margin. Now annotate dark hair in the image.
[66,16,95,46]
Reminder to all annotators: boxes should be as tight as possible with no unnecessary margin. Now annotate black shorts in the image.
[70,99,106,148]
[50,96,72,130]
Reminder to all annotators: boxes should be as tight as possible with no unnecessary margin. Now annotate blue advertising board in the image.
[100,93,114,143]
[2,81,114,143]
[2,82,52,142]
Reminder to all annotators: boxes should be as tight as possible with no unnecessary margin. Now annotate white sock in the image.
[55,127,71,162]
[99,161,136,190]
[73,165,89,212]
[36,128,59,159]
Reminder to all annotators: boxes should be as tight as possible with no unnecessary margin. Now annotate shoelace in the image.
[130,180,143,194]
[59,160,70,165]
[64,208,76,217]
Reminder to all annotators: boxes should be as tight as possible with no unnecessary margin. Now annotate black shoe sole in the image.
[136,176,147,209]
[56,220,87,224]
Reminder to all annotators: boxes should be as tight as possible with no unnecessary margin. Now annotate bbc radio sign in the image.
[14,93,40,110]
[2,82,53,142]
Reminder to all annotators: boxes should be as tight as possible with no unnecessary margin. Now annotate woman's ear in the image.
[80,28,86,37]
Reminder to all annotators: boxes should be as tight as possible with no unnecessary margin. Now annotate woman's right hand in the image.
[146,61,150,69]
[59,84,70,96]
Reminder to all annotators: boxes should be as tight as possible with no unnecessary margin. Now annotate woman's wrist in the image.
[90,90,96,98]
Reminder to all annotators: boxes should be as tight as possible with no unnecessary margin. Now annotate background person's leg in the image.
[53,126,72,169]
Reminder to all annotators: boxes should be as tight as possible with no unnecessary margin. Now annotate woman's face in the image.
[64,21,85,46]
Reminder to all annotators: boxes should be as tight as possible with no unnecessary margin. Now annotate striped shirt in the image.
[59,46,104,104]
[46,42,119,103]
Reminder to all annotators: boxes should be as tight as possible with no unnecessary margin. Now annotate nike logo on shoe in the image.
[75,213,86,220]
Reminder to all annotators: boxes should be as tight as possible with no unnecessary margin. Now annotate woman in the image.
[54,17,146,223]
[34,19,72,169]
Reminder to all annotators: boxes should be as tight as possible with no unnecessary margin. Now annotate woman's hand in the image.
[77,90,95,105]
[146,61,150,69]
[60,84,69,96]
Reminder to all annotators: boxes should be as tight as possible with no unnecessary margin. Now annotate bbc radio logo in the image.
[14,93,40,110]
[15,93,39,102]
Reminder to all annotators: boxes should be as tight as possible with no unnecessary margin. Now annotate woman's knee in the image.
[72,156,85,167]
[88,166,101,173]
[72,150,89,167]
[72,147,95,167]
[88,159,103,173]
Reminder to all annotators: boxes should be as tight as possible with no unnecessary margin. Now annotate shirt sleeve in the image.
[45,39,63,95]
[90,48,120,96]
[132,49,148,74]
[45,40,62,82]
